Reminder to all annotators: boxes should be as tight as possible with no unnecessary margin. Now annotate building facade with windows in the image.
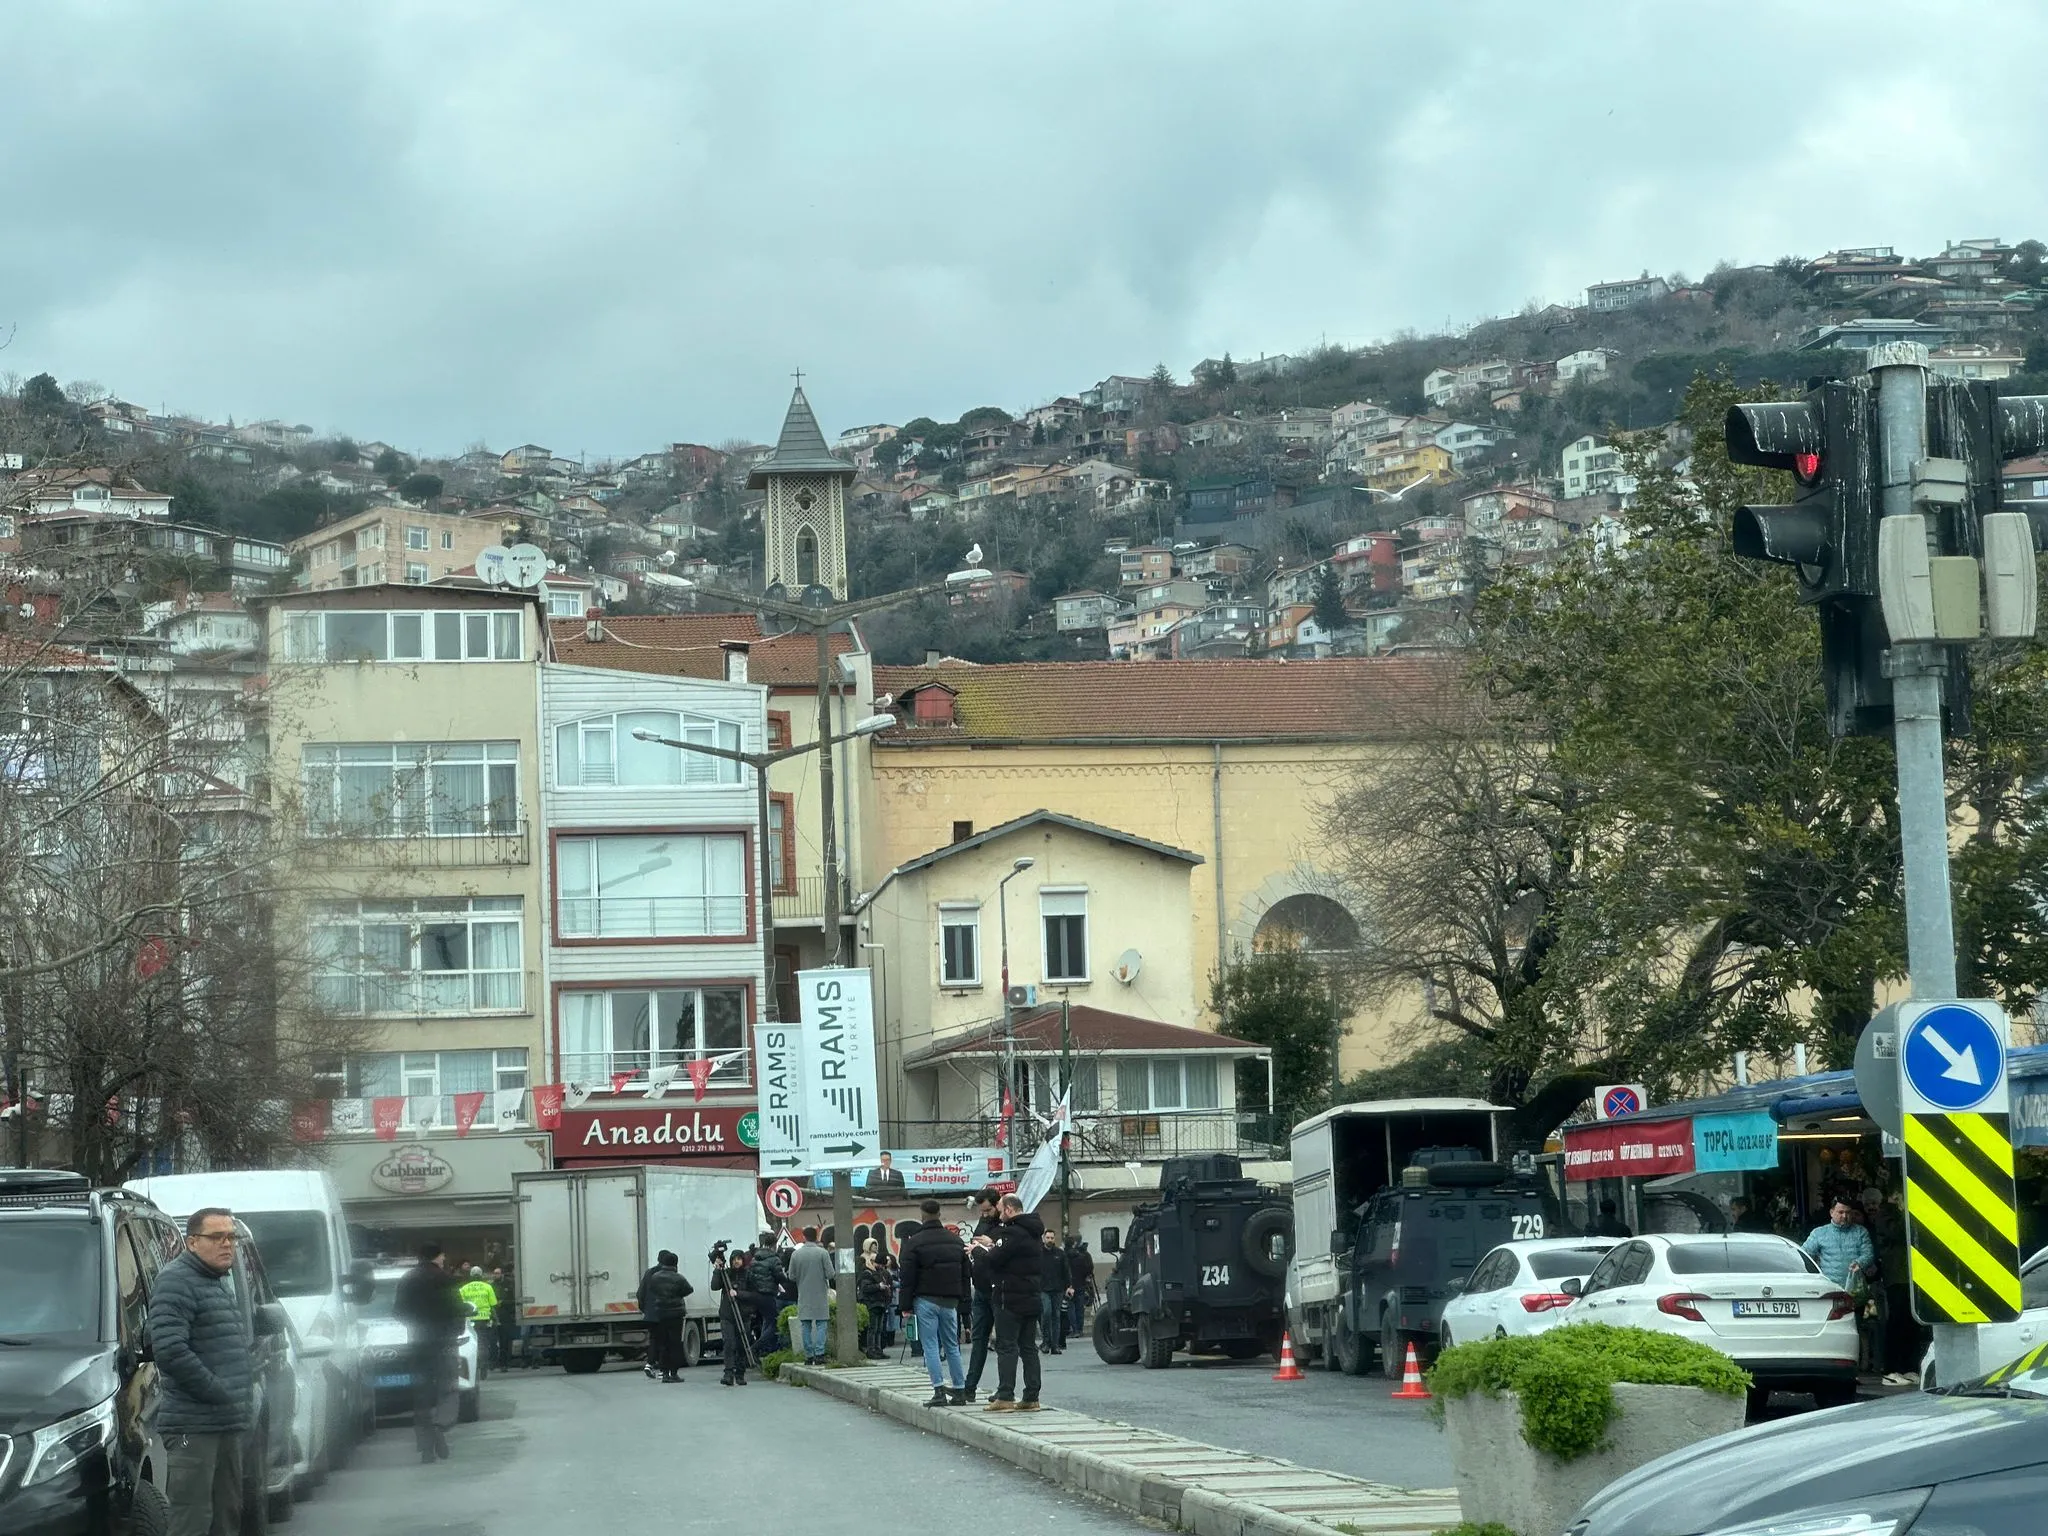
[537,656,769,1164]
[290,505,520,592]
[262,584,548,1253]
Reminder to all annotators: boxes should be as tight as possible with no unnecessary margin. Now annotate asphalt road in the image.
[285,1363,1153,1536]
[1014,1341,1457,1490]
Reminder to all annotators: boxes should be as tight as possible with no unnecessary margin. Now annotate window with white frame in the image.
[440,530,454,550]
[405,526,429,550]
[1002,1058,1098,1115]
[301,742,519,837]
[546,589,584,617]
[1116,1056,1220,1112]
[939,903,980,986]
[554,711,741,787]
[344,1049,528,1127]
[1041,888,1088,982]
[312,898,523,1014]
[559,986,749,1085]
[283,608,523,663]
[404,562,429,584]
[556,833,748,938]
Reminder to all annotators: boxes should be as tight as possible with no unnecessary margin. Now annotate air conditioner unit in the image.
[1006,984,1038,1008]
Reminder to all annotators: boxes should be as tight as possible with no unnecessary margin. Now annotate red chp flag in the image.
[371,1097,405,1141]
[532,1083,566,1130]
[452,1091,487,1137]
[291,1102,330,1143]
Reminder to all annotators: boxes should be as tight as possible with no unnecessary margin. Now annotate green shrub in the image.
[1428,1324,1749,1462]
[760,1349,799,1381]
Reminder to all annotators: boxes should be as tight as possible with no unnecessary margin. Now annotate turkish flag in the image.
[291,1102,330,1143]
[996,1088,1014,1149]
[371,1097,405,1141]
[610,1071,635,1096]
[452,1091,487,1137]
[685,1058,715,1101]
[532,1084,566,1130]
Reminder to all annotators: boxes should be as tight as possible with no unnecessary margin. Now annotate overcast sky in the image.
[3,3,2039,459]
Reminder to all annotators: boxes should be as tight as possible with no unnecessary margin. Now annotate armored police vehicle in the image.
[1092,1154,1294,1369]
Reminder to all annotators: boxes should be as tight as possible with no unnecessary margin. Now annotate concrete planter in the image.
[1442,1382,1746,1536]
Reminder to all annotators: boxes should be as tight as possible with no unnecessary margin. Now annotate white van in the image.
[127,1170,376,1483]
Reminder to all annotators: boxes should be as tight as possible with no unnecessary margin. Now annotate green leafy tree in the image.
[374,447,410,483]
[1210,946,1348,1133]
[397,472,444,503]
[1311,563,1347,633]
[20,373,67,415]
[1150,362,1175,390]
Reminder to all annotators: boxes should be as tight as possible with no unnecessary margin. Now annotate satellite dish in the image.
[476,544,511,585]
[658,550,677,567]
[505,543,548,588]
[1111,949,1143,985]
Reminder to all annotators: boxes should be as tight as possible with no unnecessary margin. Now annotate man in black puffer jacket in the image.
[149,1207,253,1536]
[636,1249,694,1382]
[978,1194,1045,1411]
[897,1199,968,1406]
[748,1233,786,1355]
[394,1243,467,1463]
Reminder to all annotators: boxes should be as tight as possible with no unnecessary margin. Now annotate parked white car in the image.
[361,1266,481,1425]
[1920,1245,2048,1389]
[1563,1233,1861,1407]
[1438,1237,1621,1345]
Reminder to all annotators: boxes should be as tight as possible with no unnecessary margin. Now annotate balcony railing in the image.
[557,1046,753,1092]
[766,875,835,925]
[886,1110,1286,1164]
[301,818,531,867]
[558,896,749,940]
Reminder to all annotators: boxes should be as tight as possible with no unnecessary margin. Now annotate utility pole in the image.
[1728,349,2048,1390]
[1058,996,1073,1243]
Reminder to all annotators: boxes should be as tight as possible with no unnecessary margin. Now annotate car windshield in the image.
[1664,1239,1814,1276]
[240,1211,333,1298]
[0,1222,100,1340]
[1529,1248,1611,1280]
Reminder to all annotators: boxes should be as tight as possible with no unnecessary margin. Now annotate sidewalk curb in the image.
[781,1363,1459,1536]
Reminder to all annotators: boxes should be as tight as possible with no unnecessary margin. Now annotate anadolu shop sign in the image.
[552,1104,759,1163]
[1564,1112,1782,1181]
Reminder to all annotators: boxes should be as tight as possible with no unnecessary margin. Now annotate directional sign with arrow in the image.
[1900,1001,2005,1115]
[754,1020,808,1176]
[797,968,881,1173]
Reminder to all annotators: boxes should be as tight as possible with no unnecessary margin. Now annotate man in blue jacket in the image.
[148,1207,254,1536]
[1801,1197,1877,1288]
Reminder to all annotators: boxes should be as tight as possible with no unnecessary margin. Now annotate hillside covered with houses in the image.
[5,236,2048,665]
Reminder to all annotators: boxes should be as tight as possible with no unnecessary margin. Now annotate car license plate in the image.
[1732,1300,1801,1318]
[375,1373,411,1389]
[570,1334,606,1345]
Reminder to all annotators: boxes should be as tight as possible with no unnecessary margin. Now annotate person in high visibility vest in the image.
[460,1267,497,1379]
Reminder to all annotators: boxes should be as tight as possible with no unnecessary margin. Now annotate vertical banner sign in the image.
[796,969,880,1171]
[755,1019,808,1175]
[1897,1000,2024,1325]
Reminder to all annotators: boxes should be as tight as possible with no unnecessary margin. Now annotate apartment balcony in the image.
[766,875,846,927]
[886,1110,1286,1165]
[298,818,532,867]
[556,1046,753,1093]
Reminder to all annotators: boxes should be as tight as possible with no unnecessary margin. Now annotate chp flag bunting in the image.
[609,1071,635,1096]
[562,1081,593,1109]
[407,1095,440,1132]
[644,1064,681,1099]
[493,1088,527,1130]
[1896,1000,2025,1325]
[452,1091,487,1137]
[532,1084,567,1130]
[330,1098,369,1135]
[371,1096,405,1141]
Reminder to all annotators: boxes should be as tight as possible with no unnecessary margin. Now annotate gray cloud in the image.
[2,2,2041,456]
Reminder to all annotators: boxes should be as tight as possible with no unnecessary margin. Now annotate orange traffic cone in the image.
[1271,1331,1306,1382]
[1390,1341,1431,1400]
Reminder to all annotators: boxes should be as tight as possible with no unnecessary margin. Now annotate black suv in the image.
[1330,1147,1547,1375]
[1093,1154,1294,1369]
[0,1169,178,1534]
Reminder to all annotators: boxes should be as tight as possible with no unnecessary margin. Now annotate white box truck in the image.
[512,1165,762,1374]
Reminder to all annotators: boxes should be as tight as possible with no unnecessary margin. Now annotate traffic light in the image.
[1726,382,1892,736]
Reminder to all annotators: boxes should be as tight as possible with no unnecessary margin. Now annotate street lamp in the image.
[631,712,894,1022]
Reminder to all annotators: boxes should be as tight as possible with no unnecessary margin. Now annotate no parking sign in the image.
[1595,1083,1646,1121]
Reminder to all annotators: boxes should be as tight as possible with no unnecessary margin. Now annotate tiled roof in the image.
[549,613,857,688]
[746,386,855,486]
[913,1004,1261,1062]
[871,656,1456,743]
[867,810,1202,897]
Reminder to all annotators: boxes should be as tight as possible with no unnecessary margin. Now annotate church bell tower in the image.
[749,381,854,599]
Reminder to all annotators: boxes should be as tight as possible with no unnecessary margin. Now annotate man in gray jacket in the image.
[786,1227,834,1363]
[148,1207,254,1536]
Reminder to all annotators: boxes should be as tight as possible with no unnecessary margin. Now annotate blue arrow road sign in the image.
[1900,1002,2006,1114]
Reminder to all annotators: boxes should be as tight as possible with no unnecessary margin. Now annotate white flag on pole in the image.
[1013,1135,1062,1213]
[643,1065,680,1099]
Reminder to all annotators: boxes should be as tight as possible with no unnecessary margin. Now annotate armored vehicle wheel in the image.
[1332,1314,1367,1376]
[1240,1208,1292,1278]
[1137,1315,1177,1369]
[1378,1313,1401,1377]
[1093,1307,1141,1365]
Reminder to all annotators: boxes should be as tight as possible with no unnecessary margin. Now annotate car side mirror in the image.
[344,1258,376,1305]
[1444,1276,1466,1295]
[254,1303,288,1338]
[1100,1226,1120,1254]
[1560,1276,1583,1296]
